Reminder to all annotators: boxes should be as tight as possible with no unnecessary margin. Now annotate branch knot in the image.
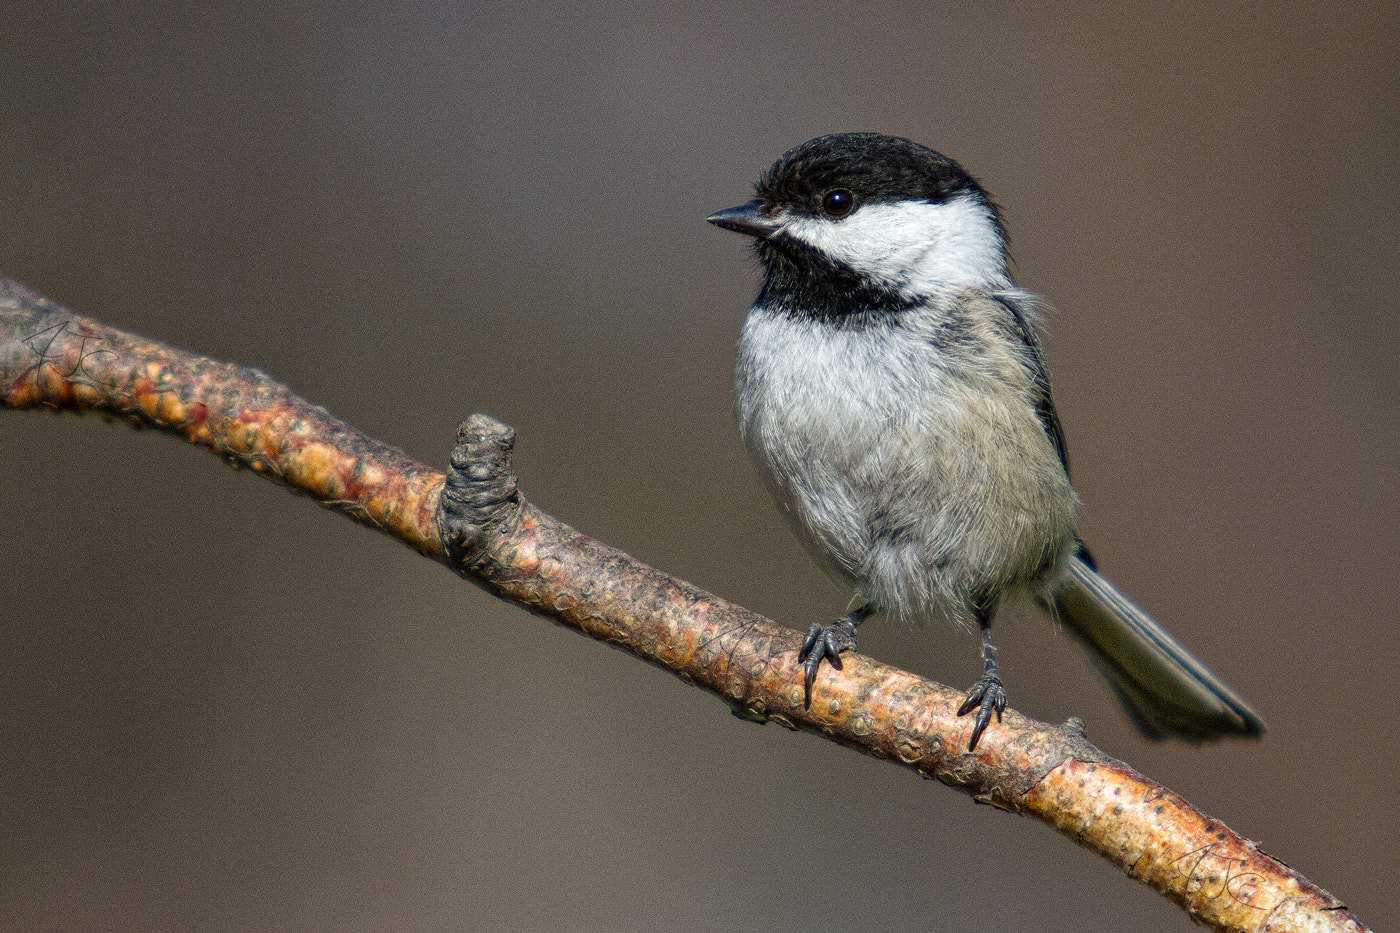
[438,413,523,570]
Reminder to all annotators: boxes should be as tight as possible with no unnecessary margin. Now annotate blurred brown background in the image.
[2,3,1396,931]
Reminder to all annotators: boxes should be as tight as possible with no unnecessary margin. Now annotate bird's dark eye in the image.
[821,189,856,218]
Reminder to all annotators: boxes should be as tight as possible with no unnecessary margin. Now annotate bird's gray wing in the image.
[995,292,1071,478]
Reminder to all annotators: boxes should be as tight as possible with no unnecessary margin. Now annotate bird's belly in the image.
[737,318,1076,628]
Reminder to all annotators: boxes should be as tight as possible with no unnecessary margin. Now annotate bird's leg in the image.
[797,603,875,708]
[956,605,1008,751]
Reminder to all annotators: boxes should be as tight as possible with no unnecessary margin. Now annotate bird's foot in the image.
[956,674,1007,751]
[797,616,859,708]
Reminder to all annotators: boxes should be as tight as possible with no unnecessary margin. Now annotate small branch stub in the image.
[438,414,522,570]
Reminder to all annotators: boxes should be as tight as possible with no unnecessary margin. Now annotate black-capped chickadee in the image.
[708,133,1264,750]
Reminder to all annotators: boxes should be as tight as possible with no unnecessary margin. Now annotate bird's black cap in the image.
[756,133,989,214]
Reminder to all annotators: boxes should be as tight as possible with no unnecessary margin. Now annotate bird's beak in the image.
[706,200,780,239]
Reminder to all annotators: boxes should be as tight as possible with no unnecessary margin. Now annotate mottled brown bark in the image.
[0,277,445,561]
[0,275,1370,933]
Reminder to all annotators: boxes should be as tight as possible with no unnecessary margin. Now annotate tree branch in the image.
[0,275,1369,933]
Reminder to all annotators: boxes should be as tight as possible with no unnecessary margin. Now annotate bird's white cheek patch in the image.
[781,194,1009,293]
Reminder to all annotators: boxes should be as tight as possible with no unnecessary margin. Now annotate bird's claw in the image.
[797,617,859,708]
[956,674,1007,751]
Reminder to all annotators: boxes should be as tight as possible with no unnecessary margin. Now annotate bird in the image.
[706,132,1264,751]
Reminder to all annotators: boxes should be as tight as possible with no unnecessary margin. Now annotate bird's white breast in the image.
[735,301,1077,629]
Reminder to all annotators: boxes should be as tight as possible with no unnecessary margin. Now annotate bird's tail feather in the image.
[1052,554,1265,740]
